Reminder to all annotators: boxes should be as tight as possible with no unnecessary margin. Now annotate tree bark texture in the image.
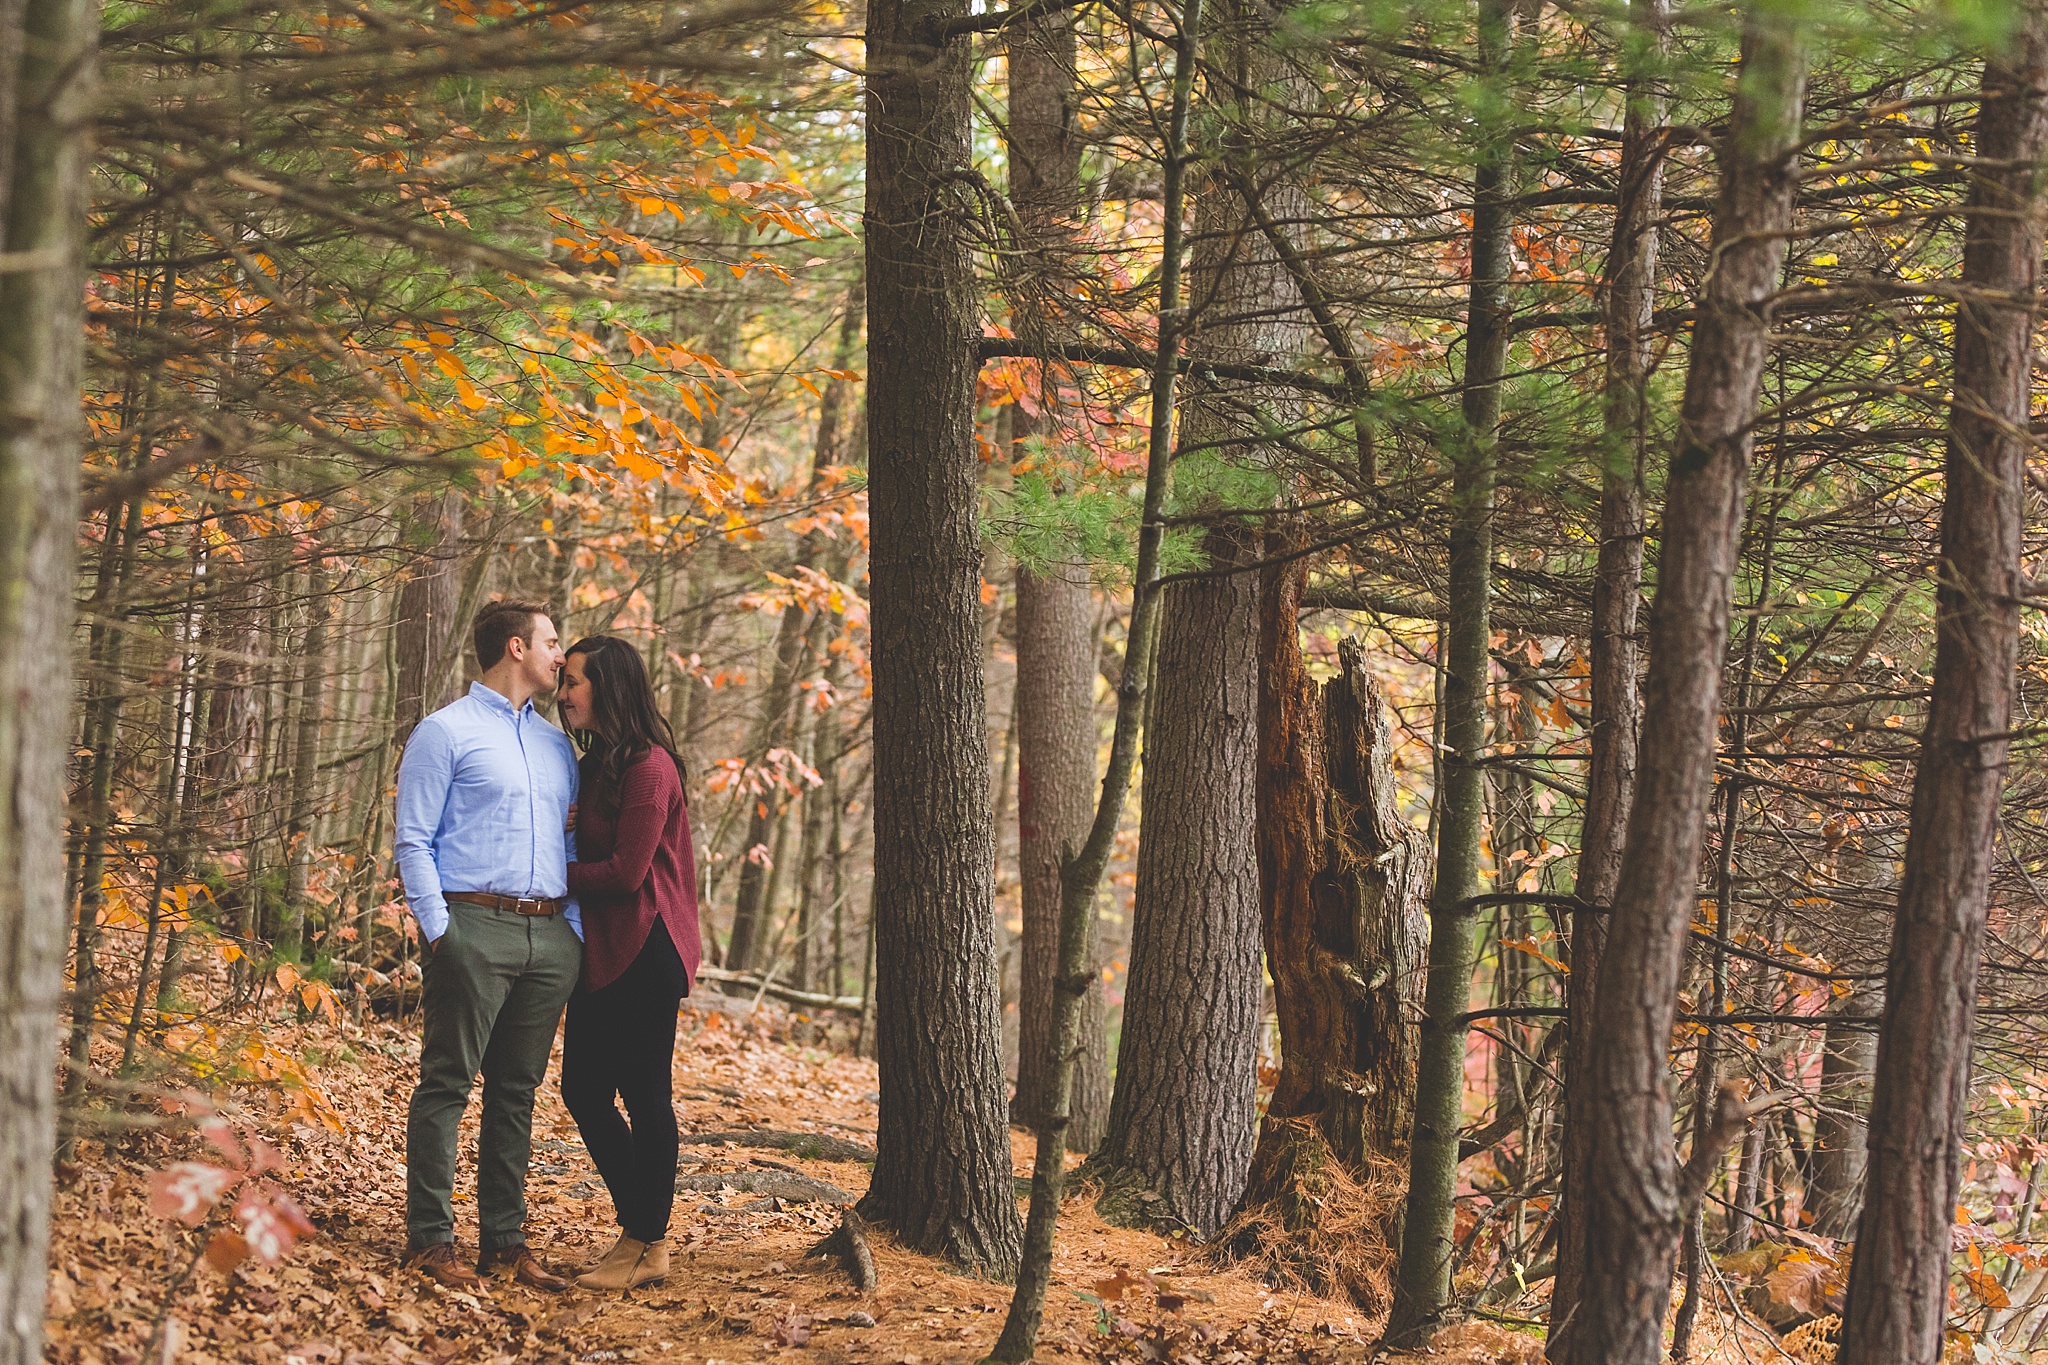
[1090,0,1310,1240]
[1838,12,2048,1361]
[0,0,93,1355]
[988,8,1203,1349]
[726,592,813,974]
[1576,9,1805,1360]
[66,497,138,1106]
[1388,0,1514,1339]
[281,560,332,958]
[1810,988,1880,1241]
[1012,559,1108,1145]
[858,0,1022,1276]
[1093,529,1263,1239]
[1549,0,1664,1354]
[1004,4,1109,1149]
[1237,556,1427,1310]
[393,491,464,741]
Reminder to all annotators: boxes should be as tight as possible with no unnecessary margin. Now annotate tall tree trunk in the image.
[1235,556,1427,1310]
[393,491,464,742]
[1675,468,1778,1361]
[1810,989,1880,1241]
[280,560,332,960]
[1091,527,1263,1238]
[1005,0,1110,1154]
[1089,0,1312,1241]
[1576,8,1805,1359]
[155,575,215,1015]
[1012,558,1106,1141]
[119,604,201,1074]
[1548,4,1664,1345]
[858,0,1021,1275]
[726,600,811,973]
[65,495,140,1109]
[1838,11,2048,1360]
[799,621,849,994]
[0,0,95,1353]
[987,11,1201,1341]
[1727,1118,1766,1253]
[1387,0,1516,1339]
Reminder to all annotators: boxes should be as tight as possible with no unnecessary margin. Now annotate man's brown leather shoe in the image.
[404,1243,482,1289]
[477,1245,569,1292]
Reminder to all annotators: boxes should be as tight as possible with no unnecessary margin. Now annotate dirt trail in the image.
[44,999,1520,1365]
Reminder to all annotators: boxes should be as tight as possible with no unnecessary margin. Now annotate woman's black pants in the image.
[561,933,684,1244]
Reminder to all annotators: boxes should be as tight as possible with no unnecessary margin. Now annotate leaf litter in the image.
[45,998,1448,1365]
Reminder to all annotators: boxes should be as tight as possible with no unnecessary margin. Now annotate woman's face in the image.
[558,651,595,732]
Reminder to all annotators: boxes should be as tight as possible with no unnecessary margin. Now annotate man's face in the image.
[507,615,566,695]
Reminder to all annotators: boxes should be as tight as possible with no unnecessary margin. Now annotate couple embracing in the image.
[392,600,700,1293]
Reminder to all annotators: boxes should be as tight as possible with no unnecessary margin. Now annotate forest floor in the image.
[43,994,1560,1365]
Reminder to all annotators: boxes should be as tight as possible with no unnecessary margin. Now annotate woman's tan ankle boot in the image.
[579,1232,629,1274]
[574,1235,648,1290]
[631,1240,668,1287]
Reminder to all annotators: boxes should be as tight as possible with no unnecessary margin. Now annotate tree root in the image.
[680,1129,876,1163]
[675,1172,856,1205]
[807,1210,879,1293]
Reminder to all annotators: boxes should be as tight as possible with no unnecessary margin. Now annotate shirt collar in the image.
[469,680,533,718]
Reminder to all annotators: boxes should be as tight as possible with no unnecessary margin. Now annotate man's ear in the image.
[505,634,528,662]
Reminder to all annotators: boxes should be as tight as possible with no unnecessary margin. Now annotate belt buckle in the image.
[515,897,539,915]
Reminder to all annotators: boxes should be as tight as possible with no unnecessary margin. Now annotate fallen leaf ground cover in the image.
[46,995,1455,1365]
[43,986,1874,1365]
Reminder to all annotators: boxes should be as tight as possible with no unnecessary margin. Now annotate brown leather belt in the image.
[445,892,564,917]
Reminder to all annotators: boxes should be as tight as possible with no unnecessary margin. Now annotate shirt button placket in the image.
[517,710,537,898]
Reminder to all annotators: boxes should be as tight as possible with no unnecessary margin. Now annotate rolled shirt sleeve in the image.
[394,717,455,943]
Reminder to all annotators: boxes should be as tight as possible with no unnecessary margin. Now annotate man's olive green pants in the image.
[405,900,581,1255]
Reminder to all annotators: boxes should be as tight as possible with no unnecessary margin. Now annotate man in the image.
[394,600,583,1291]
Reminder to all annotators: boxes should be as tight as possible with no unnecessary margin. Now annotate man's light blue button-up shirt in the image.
[395,681,583,944]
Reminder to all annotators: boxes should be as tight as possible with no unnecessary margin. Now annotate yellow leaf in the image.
[616,448,664,480]
[1964,1268,2010,1309]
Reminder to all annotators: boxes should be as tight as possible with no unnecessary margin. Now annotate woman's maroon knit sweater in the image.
[567,747,701,992]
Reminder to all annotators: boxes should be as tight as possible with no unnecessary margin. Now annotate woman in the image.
[555,635,701,1292]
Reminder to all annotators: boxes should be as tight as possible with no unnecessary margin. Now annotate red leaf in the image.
[203,1231,250,1273]
[147,1163,238,1226]
[235,1185,317,1263]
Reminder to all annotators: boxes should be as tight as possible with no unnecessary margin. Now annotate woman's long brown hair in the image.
[562,635,686,818]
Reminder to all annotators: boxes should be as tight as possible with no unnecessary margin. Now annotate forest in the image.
[2,0,2047,1359]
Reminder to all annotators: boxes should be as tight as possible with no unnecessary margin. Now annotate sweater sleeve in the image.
[566,753,676,897]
